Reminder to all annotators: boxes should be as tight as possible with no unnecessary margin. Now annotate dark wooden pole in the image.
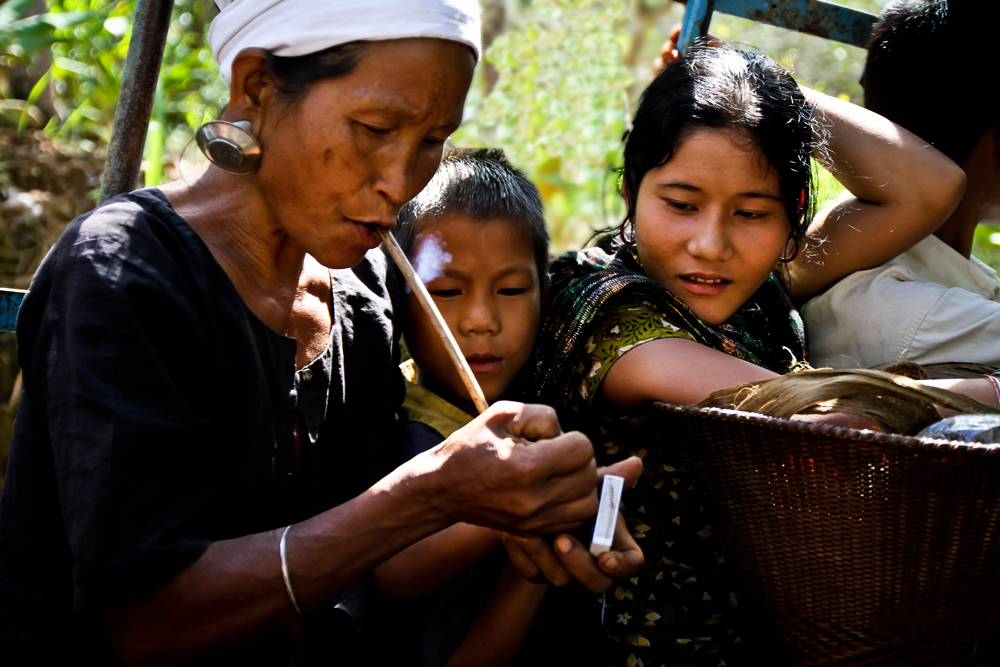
[97,0,175,205]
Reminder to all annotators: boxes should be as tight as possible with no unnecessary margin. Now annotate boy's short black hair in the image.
[863,0,1000,163]
[395,148,549,285]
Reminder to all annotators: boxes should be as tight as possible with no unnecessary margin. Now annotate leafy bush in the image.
[3,0,999,263]
[1,0,224,181]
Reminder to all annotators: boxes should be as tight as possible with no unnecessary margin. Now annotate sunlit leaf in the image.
[18,68,50,134]
[0,0,37,27]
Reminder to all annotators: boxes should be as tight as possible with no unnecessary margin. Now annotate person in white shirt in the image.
[803,0,1000,369]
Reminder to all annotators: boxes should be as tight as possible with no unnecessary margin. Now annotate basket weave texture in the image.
[654,403,1000,666]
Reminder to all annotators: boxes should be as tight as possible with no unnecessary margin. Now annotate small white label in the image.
[590,474,625,557]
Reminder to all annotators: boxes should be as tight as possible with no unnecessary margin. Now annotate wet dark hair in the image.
[864,0,1000,163]
[620,43,816,243]
[264,41,369,104]
[395,147,550,287]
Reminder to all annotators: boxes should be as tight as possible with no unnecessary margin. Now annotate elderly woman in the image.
[0,1,641,664]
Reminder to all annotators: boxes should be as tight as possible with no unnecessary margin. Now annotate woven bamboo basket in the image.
[654,402,1000,666]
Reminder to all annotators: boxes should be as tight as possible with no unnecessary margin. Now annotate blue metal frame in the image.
[677,0,878,54]
[677,0,717,55]
[0,289,26,333]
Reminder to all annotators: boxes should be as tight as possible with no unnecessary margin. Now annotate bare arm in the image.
[374,523,501,604]
[921,377,1000,417]
[445,564,549,667]
[787,89,966,302]
[106,472,457,666]
[804,377,1000,426]
[600,337,778,410]
[601,337,999,424]
[105,402,602,666]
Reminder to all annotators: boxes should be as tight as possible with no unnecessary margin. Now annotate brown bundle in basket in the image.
[697,367,1000,435]
[883,361,999,379]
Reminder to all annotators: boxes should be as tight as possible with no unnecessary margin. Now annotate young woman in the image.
[528,44,987,666]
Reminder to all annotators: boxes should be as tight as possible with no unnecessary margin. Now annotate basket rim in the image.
[652,402,1000,454]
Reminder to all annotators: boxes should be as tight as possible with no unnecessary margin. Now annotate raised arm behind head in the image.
[863,0,1000,258]
[597,43,964,409]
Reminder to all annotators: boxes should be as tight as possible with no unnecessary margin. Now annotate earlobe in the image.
[778,235,799,263]
[198,48,271,174]
[226,47,273,126]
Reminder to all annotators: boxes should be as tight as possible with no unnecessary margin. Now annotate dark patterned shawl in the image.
[527,236,806,406]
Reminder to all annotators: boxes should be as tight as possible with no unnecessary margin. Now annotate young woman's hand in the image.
[652,26,682,76]
[651,25,726,79]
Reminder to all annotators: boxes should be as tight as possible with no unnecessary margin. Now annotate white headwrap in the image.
[208,0,481,88]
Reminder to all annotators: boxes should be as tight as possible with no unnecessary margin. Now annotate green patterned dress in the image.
[526,237,806,667]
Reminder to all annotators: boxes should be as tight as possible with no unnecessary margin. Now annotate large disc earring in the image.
[196,120,262,174]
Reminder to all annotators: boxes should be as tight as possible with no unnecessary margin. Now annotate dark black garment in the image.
[379,423,595,667]
[0,189,405,664]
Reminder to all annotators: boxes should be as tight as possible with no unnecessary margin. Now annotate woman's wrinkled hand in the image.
[427,401,630,537]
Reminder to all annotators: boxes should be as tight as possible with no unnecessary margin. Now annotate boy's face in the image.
[404,215,542,407]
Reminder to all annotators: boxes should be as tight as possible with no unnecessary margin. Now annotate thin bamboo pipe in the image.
[378,228,489,414]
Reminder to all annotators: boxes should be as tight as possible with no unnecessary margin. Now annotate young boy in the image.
[372,148,556,666]
[395,147,549,450]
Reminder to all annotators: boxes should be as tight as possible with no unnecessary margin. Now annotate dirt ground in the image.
[0,126,104,486]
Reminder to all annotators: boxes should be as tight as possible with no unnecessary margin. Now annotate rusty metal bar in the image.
[676,0,877,50]
[97,0,174,205]
[677,0,717,55]
[714,0,876,49]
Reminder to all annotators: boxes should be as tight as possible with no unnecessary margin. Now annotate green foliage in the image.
[811,161,850,213]
[1,0,223,172]
[453,0,905,252]
[0,0,96,56]
[5,0,1000,267]
[454,0,630,250]
[45,0,132,142]
[973,225,1000,269]
[154,0,226,143]
[48,0,223,146]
